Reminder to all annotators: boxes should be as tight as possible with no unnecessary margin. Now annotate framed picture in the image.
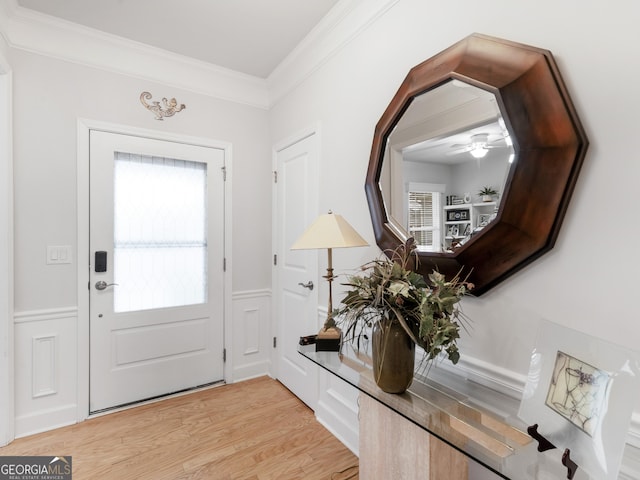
[545,351,610,437]
[478,214,491,227]
[446,209,469,221]
[518,320,640,480]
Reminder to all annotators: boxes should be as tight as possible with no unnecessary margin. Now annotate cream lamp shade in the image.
[291,211,368,350]
[290,211,369,250]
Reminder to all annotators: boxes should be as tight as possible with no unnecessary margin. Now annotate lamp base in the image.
[315,326,341,352]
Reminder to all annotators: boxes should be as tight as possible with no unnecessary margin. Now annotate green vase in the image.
[372,319,415,393]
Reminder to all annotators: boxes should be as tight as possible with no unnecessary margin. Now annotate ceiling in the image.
[390,80,512,165]
[15,0,340,78]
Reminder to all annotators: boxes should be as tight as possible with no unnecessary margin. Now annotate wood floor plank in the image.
[0,376,359,479]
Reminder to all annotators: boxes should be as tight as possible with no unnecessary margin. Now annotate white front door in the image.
[89,130,225,413]
[274,132,319,409]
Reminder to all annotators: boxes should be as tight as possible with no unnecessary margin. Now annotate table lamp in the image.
[291,211,368,351]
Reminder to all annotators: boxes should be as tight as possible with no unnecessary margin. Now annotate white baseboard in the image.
[316,413,359,456]
[232,359,272,383]
[15,403,77,438]
[430,351,527,401]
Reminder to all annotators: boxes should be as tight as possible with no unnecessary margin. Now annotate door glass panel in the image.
[113,152,207,312]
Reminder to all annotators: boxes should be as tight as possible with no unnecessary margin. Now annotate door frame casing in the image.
[76,119,233,421]
[270,123,320,382]
[0,53,14,446]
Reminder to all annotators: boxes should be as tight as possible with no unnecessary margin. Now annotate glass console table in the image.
[299,343,592,480]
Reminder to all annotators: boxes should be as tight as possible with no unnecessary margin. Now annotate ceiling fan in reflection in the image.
[449,133,510,158]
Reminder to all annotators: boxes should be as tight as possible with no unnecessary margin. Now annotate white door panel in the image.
[275,133,319,409]
[89,130,224,412]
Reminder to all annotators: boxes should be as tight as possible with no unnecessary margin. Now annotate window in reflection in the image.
[380,80,514,253]
[407,183,443,252]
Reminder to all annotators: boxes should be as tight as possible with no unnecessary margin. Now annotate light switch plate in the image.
[47,245,72,265]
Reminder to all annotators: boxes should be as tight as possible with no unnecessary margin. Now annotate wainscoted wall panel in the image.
[242,309,260,355]
[316,370,359,455]
[231,290,271,382]
[11,293,272,438]
[31,334,57,398]
[14,307,77,438]
[312,307,359,455]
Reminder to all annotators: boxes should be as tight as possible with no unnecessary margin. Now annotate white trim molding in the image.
[31,335,58,398]
[231,289,272,383]
[0,43,13,447]
[10,290,272,438]
[13,307,78,438]
[0,0,399,110]
[433,351,528,401]
[312,306,359,454]
[267,0,400,106]
[14,306,78,324]
[316,370,359,455]
[0,0,268,108]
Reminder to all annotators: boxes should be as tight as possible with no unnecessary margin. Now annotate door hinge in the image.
[223,348,227,362]
[221,166,227,181]
[223,258,226,272]
[273,337,277,348]
[273,170,278,183]
[273,254,277,266]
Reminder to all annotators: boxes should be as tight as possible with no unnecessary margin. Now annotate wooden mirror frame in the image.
[366,34,589,295]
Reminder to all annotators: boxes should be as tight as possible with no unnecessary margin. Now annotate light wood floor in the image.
[0,376,359,479]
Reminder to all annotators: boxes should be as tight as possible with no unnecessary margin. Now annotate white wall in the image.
[4,0,640,473]
[9,49,272,309]
[0,34,14,446]
[5,44,273,435]
[268,0,640,475]
[271,0,640,387]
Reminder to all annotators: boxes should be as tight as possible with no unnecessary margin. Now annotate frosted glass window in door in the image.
[113,153,207,312]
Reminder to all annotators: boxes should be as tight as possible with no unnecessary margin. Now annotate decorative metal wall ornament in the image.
[140,91,186,120]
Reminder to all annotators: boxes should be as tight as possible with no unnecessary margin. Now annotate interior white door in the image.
[89,130,225,413]
[275,132,319,409]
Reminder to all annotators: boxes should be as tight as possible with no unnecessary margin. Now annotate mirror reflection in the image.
[379,80,515,253]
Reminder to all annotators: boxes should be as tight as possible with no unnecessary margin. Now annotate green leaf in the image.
[388,280,410,297]
[334,238,472,369]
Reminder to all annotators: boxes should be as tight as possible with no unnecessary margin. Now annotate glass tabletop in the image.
[299,343,592,480]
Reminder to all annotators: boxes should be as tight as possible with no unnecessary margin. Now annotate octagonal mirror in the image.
[366,34,589,295]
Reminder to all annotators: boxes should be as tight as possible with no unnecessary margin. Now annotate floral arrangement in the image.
[337,239,473,365]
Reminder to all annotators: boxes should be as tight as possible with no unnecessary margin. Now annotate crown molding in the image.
[0,0,270,108]
[0,0,398,110]
[267,0,400,107]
